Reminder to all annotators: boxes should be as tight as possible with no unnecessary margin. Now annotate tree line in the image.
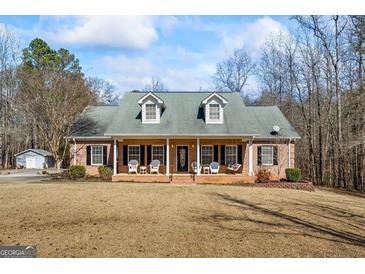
[1,16,364,192]
[0,32,118,170]
[213,16,365,192]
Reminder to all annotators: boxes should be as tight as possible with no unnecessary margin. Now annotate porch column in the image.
[197,138,200,175]
[248,138,253,176]
[166,138,170,175]
[113,138,117,176]
[288,138,292,168]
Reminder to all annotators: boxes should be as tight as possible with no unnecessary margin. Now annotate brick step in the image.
[170,175,195,184]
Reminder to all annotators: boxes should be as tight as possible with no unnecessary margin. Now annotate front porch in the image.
[111,137,255,184]
[112,173,255,184]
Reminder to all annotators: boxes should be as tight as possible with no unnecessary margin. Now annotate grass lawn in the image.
[0,182,365,257]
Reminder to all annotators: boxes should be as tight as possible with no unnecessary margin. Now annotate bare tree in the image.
[294,15,348,187]
[17,69,95,170]
[0,26,20,168]
[87,76,119,105]
[255,16,365,192]
[213,48,255,93]
[143,76,167,92]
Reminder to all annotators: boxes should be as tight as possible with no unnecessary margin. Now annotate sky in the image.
[0,15,292,96]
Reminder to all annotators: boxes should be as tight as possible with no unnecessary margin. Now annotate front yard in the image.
[0,182,364,257]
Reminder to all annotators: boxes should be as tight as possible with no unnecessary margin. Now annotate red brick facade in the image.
[70,138,295,180]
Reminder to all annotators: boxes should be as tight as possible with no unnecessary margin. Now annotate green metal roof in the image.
[71,105,118,137]
[71,91,300,139]
[246,106,300,139]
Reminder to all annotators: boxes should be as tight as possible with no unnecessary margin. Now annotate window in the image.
[91,145,103,165]
[261,146,273,165]
[128,145,140,163]
[152,145,164,164]
[145,103,156,120]
[225,145,237,165]
[201,145,213,165]
[209,103,220,120]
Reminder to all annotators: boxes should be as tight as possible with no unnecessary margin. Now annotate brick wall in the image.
[71,138,296,179]
[117,138,248,174]
[70,140,114,176]
[252,140,295,179]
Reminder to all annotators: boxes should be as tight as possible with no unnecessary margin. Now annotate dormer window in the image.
[209,103,220,120]
[200,92,228,124]
[137,92,165,124]
[146,103,157,120]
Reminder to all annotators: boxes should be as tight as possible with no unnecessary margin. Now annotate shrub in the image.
[255,168,271,183]
[69,165,86,179]
[98,166,113,180]
[285,168,302,182]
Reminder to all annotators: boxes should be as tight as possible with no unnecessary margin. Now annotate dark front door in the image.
[176,145,189,172]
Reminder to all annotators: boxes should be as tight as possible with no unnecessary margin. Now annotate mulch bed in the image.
[236,180,315,192]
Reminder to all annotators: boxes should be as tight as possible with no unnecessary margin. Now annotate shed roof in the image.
[15,149,53,157]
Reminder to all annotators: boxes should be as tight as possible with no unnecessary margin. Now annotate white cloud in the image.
[99,53,215,92]
[219,17,288,60]
[96,16,288,95]
[44,16,159,49]
[0,23,6,32]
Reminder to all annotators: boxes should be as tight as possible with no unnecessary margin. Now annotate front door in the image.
[176,146,189,173]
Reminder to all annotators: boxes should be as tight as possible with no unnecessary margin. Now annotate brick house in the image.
[69,91,300,183]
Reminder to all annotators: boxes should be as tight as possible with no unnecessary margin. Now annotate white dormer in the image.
[200,92,228,124]
[137,92,165,124]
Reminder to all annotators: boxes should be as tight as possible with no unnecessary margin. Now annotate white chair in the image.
[128,160,139,174]
[191,161,201,174]
[149,160,160,174]
[210,162,220,174]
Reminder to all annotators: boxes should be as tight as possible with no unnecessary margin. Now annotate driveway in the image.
[0,169,60,183]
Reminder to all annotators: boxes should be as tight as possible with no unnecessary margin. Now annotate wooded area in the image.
[214,16,365,191]
[0,16,364,192]
[0,34,116,169]
[260,15,365,191]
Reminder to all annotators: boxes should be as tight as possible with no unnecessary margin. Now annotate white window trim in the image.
[225,145,237,165]
[128,145,140,163]
[201,145,213,165]
[261,145,274,166]
[209,103,220,121]
[91,145,103,166]
[152,145,164,165]
[145,103,157,121]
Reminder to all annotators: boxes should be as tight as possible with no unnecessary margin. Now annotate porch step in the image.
[170,174,195,184]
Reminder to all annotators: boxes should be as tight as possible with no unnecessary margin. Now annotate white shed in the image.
[15,149,55,169]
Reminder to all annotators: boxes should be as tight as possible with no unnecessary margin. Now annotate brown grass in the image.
[0,182,365,257]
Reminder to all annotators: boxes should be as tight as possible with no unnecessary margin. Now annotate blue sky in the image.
[0,15,292,95]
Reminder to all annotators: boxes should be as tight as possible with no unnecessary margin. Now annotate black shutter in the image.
[220,145,226,165]
[214,145,219,162]
[147,145,152,164]
[86,146,91,165]
[123,145,128,165]
[273,146,278,165]
[103,146,107,165]
[257,146,262,166]
[237,145,243,164]
[140,145,145,165]
[163,145,167,165]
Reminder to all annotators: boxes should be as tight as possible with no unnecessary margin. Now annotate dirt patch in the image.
[0,182,364,257]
